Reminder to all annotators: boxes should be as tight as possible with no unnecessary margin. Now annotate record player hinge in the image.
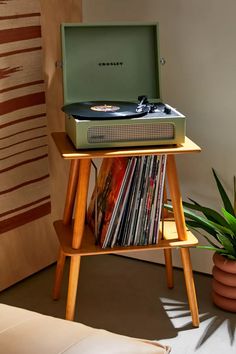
[55,60,63,68]
[160,57,166,65]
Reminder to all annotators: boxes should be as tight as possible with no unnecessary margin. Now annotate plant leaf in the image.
[221,208,236,236]
[234,176,236,215]
[225,254,236,260]
[187,224,221,249]
[197,245,226,253]
[197,245,236,260]
[218,231,236,250]
[164,204,233,236]
[186,220,217,238]
[164,204,174,212]
[212,168,235,216]
[164,203,234,237]
[217,233,236,256]
[164,202,235,256]
[183,199,228,226]
[182,207,234,236]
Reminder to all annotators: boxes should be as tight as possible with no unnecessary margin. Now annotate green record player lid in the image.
[61,23,161,105]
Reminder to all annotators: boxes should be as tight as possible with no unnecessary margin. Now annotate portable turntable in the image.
[60,23,186,149]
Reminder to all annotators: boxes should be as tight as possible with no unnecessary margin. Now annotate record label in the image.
[91,104,120,112]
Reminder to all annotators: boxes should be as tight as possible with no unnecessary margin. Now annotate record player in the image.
[61,23,186,149]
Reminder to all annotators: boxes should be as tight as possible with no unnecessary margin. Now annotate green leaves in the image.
[183,199,228,226]
[186,220,217,238]
[234,176,236,214]
[183,207,234,237]
[217,233,235,256]
[197,245,236,260]
[164,169,236,260]
[212,168,235,216]
[221,208,236,235]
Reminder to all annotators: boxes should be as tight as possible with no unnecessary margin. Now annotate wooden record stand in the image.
[52,132,201,327]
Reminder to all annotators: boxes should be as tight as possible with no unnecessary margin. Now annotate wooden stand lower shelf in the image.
[54,220,198,256]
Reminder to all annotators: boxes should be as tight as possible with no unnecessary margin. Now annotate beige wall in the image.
[83,0,236,273]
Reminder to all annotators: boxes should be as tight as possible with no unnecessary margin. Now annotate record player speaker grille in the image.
[87,123,174,144]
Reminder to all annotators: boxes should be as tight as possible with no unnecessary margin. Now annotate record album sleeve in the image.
[87,157,129,245]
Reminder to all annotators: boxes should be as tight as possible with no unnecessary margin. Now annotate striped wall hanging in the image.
[0,0,51,234]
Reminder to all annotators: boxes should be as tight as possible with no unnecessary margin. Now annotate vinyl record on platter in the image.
[62,101,149,120]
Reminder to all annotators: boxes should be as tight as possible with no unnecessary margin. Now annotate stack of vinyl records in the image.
[87,155,167,248]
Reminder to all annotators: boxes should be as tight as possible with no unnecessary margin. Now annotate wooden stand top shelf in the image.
[54,219,198,256]
[51,132,201,160]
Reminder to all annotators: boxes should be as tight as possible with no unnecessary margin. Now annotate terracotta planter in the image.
[212,253,236,312]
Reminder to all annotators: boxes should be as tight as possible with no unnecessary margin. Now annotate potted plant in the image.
[165,169,236,312]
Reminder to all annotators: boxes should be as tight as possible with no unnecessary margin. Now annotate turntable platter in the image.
[62,101,149,120]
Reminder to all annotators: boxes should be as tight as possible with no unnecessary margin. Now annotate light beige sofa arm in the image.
[0,304,171,354]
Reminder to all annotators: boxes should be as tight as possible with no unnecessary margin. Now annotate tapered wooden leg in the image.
[53,160,80,300]
[180,248,200,327]
[63,160,80,225]
[65,159,91,320]
[166,154,199,326]
[72,159,91,249]
[162,185,174,288]
[164,249,174,289]
[53,249,66,300]
[166,155,187,241]
[66,256,81,321]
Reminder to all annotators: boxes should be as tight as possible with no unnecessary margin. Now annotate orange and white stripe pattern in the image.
[0,0,51,234]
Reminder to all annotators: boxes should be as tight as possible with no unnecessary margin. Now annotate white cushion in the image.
[0,304,171,354]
